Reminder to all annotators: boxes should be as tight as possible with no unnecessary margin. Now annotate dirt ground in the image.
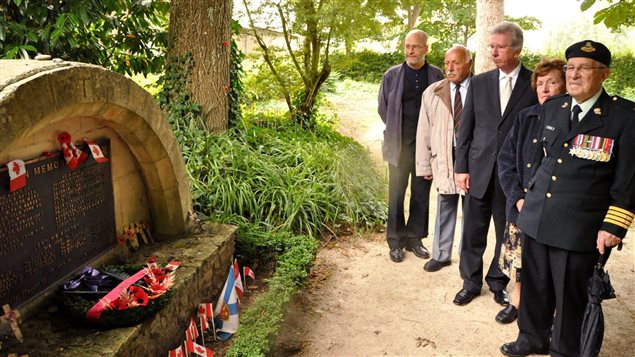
[271,83,635,357]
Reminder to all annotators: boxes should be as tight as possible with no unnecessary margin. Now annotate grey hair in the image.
[405,29,428,44]
[490,22,524,50]
[447,44,472,62]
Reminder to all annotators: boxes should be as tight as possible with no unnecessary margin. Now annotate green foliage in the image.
[0,0,168,75]
[229,20,245,128]
[243,54,302,105]
[155,51,203,130]
[179,115,386,237]
[580,0,635,31]
[226,229,318,357]
[521,51,635,101]
[604,54,635,101]
[330,50,444,83]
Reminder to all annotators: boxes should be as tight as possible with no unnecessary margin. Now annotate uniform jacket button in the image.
[527,163,532,168]
[557,159,563,164]
[552,176,557,181]
[546,192,552,198]
[564,143,569,148]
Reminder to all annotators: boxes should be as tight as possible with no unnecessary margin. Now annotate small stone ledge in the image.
[2,223,236,357]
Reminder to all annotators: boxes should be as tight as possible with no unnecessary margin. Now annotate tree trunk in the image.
[407,4,421,30]
[475,0,504,74]
[169,0,232,133]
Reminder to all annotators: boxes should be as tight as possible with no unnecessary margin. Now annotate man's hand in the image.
[455,173,470,192]
[423,175,433,180]
[516,199,525,212]
[596,230,622,255]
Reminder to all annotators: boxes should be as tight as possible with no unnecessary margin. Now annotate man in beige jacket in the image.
[415,45,472,272]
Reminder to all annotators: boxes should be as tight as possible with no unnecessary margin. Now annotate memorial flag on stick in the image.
[7,159,27,192]
[233,259,244,301]
[168,345,185,357]
[185,317,199,341]
[197,303,213,319]
[57,132,87,170]
[84,139,108,163]
[243,266,255,292]
[184,340,214,357]
[214,264,239,340]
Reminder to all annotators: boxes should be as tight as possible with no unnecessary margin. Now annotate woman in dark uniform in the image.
[494,58,566,324]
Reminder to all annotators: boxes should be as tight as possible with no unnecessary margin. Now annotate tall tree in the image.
[242,0,370,128]
[169,0,232,132]
[475,0,504,73]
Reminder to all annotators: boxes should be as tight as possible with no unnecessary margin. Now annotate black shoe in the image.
[423,259,451,272]
[389,248,404,262]
[495,305,518,324]
[493,289,510,306]
[405,245,430,259]
[453,289,480,306]
[500,342,549,357]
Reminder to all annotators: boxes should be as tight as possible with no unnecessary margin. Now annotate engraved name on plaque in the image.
[0,140,115,308]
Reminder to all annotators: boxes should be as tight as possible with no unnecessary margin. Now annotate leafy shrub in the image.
[226,228,317,357]
[330,50,445,83]
[181,115,386,237]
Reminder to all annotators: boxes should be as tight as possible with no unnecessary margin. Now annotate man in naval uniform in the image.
[500,40,635,357]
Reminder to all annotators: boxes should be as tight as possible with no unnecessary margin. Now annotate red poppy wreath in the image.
[58,258,180,328]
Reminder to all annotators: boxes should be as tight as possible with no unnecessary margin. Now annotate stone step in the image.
[1,223,236,356]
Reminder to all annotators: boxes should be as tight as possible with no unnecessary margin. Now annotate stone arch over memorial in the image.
[0,60,191,237]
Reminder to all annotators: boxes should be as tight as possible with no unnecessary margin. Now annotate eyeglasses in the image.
[563,65,607,74]
[487,44,511,51]
[404,44,424,51]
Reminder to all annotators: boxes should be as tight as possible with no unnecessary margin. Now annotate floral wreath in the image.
[58,258,180,328]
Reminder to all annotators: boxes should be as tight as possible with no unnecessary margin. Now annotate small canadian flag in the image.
[57,132,87,170]
[7,159,27,192]
[197,303,213,319]
[185,340,214,357]
[168,345,185,357]
[84,139,108,163]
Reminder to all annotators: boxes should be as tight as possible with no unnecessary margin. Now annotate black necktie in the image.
[453,85,462,135]
[570,105,582,132]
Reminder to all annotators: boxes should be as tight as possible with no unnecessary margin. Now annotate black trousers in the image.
[458,171,509,292]
[516,236,598,357]
[386,144,431,250]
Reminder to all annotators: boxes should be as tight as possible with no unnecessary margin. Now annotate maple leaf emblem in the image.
[92,146,100,156]
[11,161,21,175]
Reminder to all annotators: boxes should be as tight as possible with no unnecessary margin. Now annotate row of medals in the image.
[569,147,611,162]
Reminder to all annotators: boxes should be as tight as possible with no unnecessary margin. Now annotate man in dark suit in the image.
[378,29,444,263]
[501,40,635,357]
[453,22,538,306]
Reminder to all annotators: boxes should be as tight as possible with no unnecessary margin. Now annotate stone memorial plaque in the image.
[0,140,115,308]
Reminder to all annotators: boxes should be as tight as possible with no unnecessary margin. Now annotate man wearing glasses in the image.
[453,22,537,306]
[379,29,443,263]
[501,40,635,357]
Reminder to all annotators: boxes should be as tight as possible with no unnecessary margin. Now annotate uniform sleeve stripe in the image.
[603,218,632,230]
[604,214,631,225]
[608,206,635,219]
[606,210,633,220]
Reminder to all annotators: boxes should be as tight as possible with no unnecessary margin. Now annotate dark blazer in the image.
[455,65,538,199]
[379,62,444,166]
[517,91,635,252]
[497,104,543,224]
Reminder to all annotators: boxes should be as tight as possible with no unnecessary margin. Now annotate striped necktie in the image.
[453,85,462,134]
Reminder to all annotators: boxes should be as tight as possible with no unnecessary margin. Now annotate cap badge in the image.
[581,42,596,53]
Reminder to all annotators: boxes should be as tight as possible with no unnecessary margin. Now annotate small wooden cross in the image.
[1,304,24,343]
